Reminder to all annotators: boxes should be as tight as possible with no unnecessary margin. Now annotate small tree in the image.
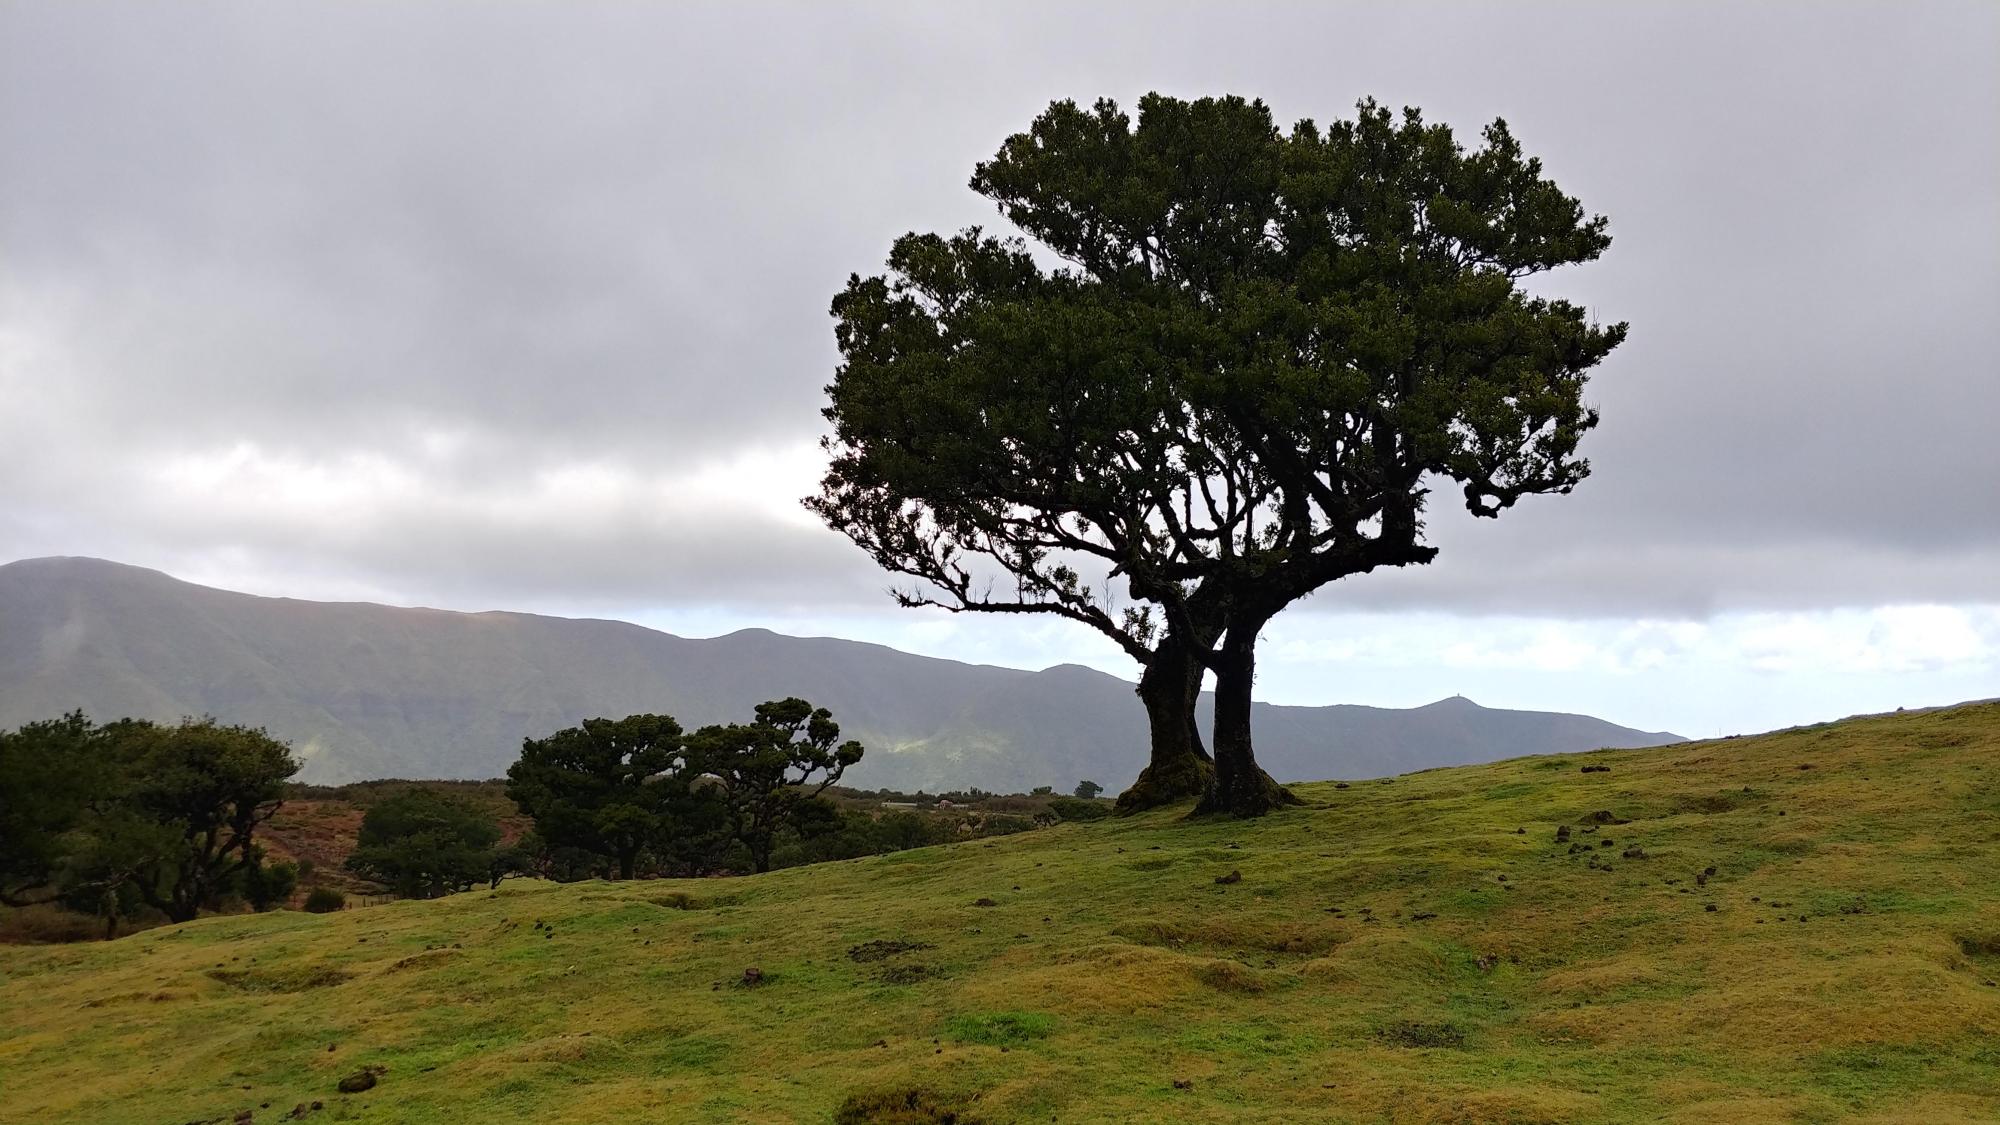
[506,714,684,880]
[1073,779,1104,800]
[346,789,503,898]
[238,851,299,911]
[689,699,864,874]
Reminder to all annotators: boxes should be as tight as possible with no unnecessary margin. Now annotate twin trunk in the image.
[1118,624,1294,818]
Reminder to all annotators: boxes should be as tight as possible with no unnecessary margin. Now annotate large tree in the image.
[812,94,1623,815]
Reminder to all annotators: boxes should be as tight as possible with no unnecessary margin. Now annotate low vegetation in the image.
[3,703,1995,1122]
[2,703,1111,941]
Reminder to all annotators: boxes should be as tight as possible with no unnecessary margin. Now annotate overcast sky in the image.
[3,1,1995,738]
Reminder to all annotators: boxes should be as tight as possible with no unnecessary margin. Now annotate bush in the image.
[345,788,502,898]
[1046,797,1108,822]
[302,887,345,913]
[241,858,299,911]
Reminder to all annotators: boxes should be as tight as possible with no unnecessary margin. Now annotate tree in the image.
[238,851,299,911]
[1,713,298,928]
[0,711,110,907]
[1073,779,1105,800]
[812,94,1622,816]
[506,714,685,880]
[110,717,300,922]
[345,789,503,898]
[689,698,864,873]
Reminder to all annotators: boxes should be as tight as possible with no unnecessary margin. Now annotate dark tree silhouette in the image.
[506,713,684,880]
[346,789,503,898]
[812,93,1623,816]
[110,717,299,922]
[690,698,864,873]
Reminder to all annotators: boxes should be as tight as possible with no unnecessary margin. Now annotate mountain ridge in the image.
[0,556,1684,788]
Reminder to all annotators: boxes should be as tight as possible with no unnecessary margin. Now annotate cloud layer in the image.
[2,2,1995,624]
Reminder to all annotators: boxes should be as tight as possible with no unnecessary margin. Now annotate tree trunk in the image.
[1115,630,1216,814]
[1193,621,1297,818]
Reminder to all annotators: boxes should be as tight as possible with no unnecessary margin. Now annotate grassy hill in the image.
[2,704,1996,1124]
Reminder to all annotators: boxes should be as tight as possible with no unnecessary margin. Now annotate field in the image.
[3,703,1997,1124]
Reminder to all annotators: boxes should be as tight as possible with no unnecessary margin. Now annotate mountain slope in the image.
[0,556,1681,786]
[2,703,1995,1123]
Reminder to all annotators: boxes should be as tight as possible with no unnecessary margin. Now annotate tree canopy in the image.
[505,713,687,880]
[689,698,865,873]
[811,93,1623,815]
[505,700,863,878]
[0,713,299,926]
[346,788,504,899]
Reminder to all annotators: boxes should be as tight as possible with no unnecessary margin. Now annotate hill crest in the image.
[0,556,1683,786]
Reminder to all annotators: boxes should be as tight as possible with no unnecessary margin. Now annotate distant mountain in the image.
[0,557,1683,789]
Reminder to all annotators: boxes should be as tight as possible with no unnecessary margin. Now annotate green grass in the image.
[4,703,2000,1123]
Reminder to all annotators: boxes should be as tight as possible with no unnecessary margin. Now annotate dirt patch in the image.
[383,949,460,974]
[1376,1019,1467,1048]
[654,891,731,911]
[1114,918,1347,956]
[848,939,934,963]
[207,965,352,993]
[1957,935,2000,958]
[833,1088,982,1124]
[877,963,939,985]
[1671,792,1746,815]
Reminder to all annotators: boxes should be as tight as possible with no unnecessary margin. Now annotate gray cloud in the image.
[1,1,1994,620]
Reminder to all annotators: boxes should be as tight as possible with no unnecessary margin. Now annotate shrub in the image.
[1046,797,1108,822]
[302,887,346,913]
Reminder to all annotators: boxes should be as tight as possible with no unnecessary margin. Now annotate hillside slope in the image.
[2,703,1995,1123]
[0,556,1681,788]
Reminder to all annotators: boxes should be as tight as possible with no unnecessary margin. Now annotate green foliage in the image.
[239,855,299,911]
[811,92,1623,815]
[109,717,301,922]
[689,698,865,873]
[1,712,298,927]
[1072,779,1104,800]
[505,714,695,880]
[0,711,112,907]
[345,789,503,899]
[1046,797,1109,822]
[301,886,346,913]
[505,700,862,878]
